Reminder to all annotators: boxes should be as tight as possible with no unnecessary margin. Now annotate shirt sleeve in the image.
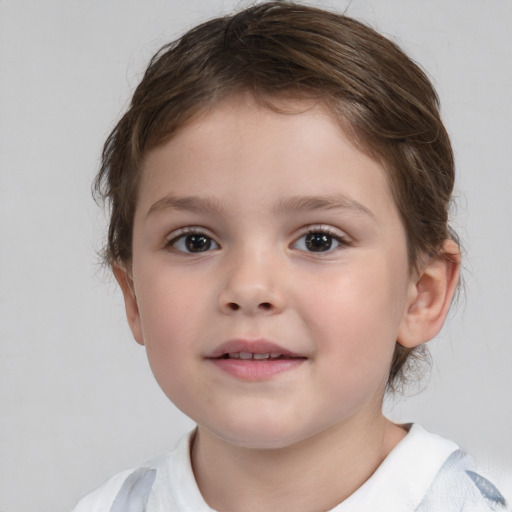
[416,450,508,511]
[71,468,137,512]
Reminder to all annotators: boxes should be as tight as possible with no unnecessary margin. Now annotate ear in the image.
[397,239,460,348]
[113,264,144,345]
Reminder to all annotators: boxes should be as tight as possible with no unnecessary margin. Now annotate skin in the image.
[115,96,460,512]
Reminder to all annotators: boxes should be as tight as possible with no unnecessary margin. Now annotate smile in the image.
[207,339,307,380]
[219,352,299,360]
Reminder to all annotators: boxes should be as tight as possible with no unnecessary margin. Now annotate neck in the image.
[191,414,407,512]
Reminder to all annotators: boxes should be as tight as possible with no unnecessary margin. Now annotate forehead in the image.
[137,96,397,221]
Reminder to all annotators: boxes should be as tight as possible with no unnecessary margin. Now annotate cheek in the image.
[136,264,205,331]
[299,259,407,363]
[136,276,203,410]
[134,269,207,371]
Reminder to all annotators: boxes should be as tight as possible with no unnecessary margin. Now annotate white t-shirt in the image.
[72,424,507,512]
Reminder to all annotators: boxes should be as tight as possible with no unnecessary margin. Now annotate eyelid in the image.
[165,226,220,251]
[303,224,350,240]
[292,224,351,252]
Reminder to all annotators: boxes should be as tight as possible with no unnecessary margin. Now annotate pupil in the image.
[305,233,332,252]
[185,234,211,252]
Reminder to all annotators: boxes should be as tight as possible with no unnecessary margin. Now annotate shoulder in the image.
[71,430,208,512]
[413,434,509,511]
[337,424,509,512]
[70,440,183,512]
[419,450,508,511]
[71,467,146,512]
[71,465,161,512]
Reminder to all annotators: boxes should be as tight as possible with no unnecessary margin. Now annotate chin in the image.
[202,415,317,451]
[218,431,302,450]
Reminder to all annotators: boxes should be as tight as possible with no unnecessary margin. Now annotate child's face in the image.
[124,96,416,449]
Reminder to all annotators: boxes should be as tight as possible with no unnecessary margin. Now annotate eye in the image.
[293,228,347,253]
[167,230,219,253]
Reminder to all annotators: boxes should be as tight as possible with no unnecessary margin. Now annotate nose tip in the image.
[217,249,286,315]
[225,301,275,313]
[218,270,285,315]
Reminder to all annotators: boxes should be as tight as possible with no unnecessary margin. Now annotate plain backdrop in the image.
[1,1,511,511]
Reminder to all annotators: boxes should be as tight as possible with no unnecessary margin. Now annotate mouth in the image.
[207,339,306,380]
[207,339,305,360]
[217,352,301,360]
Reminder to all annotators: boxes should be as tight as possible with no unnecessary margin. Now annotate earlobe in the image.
[397,240,461,348]
[113,264,145,346]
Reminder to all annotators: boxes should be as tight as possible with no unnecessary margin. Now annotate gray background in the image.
[1,1,511,511]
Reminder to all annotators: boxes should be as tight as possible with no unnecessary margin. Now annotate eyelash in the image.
[165,227,220,254]
[292,225,350,254]
[164,225,350,255]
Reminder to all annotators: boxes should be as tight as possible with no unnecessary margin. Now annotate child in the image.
[73,2,508,511]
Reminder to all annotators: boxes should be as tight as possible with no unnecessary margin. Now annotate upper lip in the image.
[207,339,305,359]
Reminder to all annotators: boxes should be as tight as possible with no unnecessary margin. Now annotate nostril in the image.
[223,301,276,313]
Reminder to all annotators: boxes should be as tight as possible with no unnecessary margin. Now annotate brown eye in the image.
[305,232,334,252]
[170,232,219,253]
[185,234,212,252]
[292,228,346,253]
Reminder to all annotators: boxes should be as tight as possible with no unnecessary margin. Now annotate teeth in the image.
[253,353,270,360]
[226,352,282,360]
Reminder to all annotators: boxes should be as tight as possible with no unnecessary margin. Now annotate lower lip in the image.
[209,358,305,380]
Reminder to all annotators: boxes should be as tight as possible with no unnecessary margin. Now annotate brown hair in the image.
[95,1,458,391]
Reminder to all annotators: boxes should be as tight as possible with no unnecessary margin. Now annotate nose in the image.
[217,250,286,315]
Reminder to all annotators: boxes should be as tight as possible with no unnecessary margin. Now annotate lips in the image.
[219,352,294,360]
[207,339,304,360]
[207,339,306,380]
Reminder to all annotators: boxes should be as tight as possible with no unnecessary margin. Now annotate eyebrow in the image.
[145,193,376,221]
[274,194,376,220]
[145,195,228,219]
